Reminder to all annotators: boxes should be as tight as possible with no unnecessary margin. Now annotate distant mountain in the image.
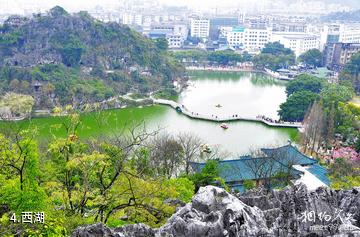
[0,6,183,108]
[321,9,360,22]
[320,0,359,8]
[280,0,360,9]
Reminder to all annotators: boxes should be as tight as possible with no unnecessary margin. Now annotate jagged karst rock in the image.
[71,223,116,237]
[238,184,360,237]
[72,185,360,237]
[72,223,154,237]
[114,224,155,237]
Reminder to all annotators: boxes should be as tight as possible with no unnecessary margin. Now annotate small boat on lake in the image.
[220,123,228,129]
[215,104,222,108]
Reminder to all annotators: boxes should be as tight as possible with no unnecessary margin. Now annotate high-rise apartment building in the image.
[190,18,210,38]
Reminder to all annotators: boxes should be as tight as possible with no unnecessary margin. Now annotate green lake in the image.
[1,71,298,156]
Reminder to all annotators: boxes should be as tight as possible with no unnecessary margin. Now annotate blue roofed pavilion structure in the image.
[190,144,330,193]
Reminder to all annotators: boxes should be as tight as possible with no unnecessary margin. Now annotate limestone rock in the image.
[72,185,360,237]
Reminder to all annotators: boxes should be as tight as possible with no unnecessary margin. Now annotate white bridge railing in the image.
[152,98,302,128]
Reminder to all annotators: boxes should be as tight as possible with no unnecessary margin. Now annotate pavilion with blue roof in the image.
[190,144,330,193]
[261,144,318,166]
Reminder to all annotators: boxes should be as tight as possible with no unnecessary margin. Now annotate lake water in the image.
[0,71,298,156]
[180,71,287,119]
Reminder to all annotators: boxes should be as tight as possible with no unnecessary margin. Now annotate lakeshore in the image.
[185,65,293,81]
[152,97,302,129]
[0,71,298,155]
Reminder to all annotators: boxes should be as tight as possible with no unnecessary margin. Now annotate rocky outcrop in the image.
[72,185,360,237]
[238,185,360,236]
[72,223,155,237]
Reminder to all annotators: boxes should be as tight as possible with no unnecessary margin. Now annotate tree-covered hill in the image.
[0,6,184,109]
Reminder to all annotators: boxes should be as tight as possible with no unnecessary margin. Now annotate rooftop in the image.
[190,144,327,183]
[190,155,303,183]
[272,32,318,39]
[261,144,318,166]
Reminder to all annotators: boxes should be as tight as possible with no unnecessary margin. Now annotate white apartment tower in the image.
[190,18,210,38]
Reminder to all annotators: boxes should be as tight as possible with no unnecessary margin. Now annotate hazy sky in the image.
[0,0,358,14]
[0,0,254,14]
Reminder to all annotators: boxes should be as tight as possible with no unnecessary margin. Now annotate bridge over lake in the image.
[152,98,302,129]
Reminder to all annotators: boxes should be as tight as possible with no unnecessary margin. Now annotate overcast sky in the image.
[0,0,242,8]
[0,0,358,14]
[0,0,252,14]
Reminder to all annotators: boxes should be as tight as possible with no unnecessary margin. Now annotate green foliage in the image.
[173,50,207,62]
[0,130,60,235]
[155,38,168,51]
[280,73,354,128]
[329,158,360,189]
[335,102,360,138]
[0,93,35,117]
[173,50,248,65]
[153,88,178,101]
[285,74,324,96]
[299,49,323,67]
[320,83,354,108]
[261,42,293,56]
[189,160,227,191]
[243,180,256,191]
[52,34,85,67]
[342,52,360,94]
[331,176,360,190]
[163,178,195,203]
[49,6,69,17]
[278,90,318,122]
[271,171,293,189]
[253,42,295,71]
[0,213,68,237]
[0,119,199,235]
[207,50,243,65]
[0,10,184,107]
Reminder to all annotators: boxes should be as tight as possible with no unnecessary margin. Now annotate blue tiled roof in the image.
[261,145,317,166]
[306,164,330,186]
[190,156,303,183]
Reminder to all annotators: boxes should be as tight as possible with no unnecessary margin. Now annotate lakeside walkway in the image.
[152,98,302,128]
[1,94,302,129]
[186,66,255,72]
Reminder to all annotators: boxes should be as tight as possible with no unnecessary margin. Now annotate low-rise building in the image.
[225,26,271,51]
[271,32,320,57]
[147,24,188,48]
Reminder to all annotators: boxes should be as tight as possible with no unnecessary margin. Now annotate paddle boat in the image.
[220,123,229,129]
